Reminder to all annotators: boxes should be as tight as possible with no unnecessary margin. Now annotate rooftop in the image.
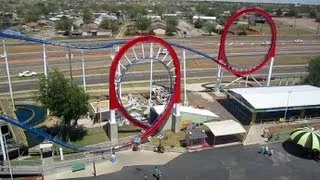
[186,128,207,140]
[228,85,320,110]
[153,105,219,118]
[204,120,246,137]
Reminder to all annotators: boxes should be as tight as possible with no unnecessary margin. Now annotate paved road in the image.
[1,37,320,75]
[75,142,320,180]
[0,65,307,93]
[0,47,316,77]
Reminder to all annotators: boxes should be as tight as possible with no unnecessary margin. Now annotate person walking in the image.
[153,166,161,180]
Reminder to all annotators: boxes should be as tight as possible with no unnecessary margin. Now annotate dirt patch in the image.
[35,116,61,129]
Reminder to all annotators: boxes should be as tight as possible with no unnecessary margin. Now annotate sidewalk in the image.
[243,124,267,145]
[45,149,181,179]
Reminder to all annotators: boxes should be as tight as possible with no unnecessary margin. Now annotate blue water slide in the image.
[0,114,81,151]
[0,31,217,60]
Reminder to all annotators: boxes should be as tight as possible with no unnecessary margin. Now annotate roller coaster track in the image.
[0,10,272,150]
[0,31,222,151]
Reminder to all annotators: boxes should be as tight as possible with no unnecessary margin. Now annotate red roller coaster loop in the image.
[109,36,181,141]
[218,7,277,75]
[109,7,277,142]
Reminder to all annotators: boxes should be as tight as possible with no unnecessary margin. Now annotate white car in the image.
[19,71,37,77]
[293,39,303,43]
[159,48,168,55]
[261,41,271,45]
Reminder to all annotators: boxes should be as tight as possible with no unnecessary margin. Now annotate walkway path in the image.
[45,149,181,179]
[73,142,320,180]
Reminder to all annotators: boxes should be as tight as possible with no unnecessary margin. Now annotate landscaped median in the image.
[268,121,320,142]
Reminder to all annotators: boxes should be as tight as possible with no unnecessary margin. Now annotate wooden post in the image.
[93,161,97,176]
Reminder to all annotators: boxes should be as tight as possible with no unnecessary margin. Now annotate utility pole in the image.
[68,48,73,81]
[293,16,297,28]
[2,40,14,110]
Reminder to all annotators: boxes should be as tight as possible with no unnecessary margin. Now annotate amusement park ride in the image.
[0,7,277,152]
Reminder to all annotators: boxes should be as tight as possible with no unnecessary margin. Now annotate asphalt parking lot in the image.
[75,142,320,180]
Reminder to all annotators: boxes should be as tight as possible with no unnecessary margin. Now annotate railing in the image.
[10,159,42,166]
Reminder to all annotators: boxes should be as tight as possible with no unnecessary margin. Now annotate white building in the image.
[192,15,216,22]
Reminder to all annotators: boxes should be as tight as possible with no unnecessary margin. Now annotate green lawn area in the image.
[269,131,292,142]
[71,127,109,146]
[250,24,313,35]
[150,130,186,147]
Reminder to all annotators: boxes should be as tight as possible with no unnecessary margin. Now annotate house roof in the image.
[204,120,246,137]
[25,22,38,27]
[228,85,320,110]
[186,128,207,140]
[152,105,219,118]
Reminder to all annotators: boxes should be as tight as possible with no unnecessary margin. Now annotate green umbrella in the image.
[290,127,320,151]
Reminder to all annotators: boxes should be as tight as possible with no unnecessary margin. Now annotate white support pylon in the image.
[245,75,249,87]
[214,65,223,92]
[81,50,86,91]
[2,40,14,109]
[42,43,48,77]
[182,50,188,106]
[266,57,274,86]
[117,64,122,99]
[148,43,154,107]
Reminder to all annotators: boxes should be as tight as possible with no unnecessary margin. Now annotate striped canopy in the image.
[290,127,320,151]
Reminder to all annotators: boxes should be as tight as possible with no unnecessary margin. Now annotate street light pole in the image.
[284,90,293,120]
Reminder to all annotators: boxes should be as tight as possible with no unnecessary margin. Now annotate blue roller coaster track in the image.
[0,30,217,151]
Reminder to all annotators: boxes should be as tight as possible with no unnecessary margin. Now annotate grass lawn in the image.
[71,126,109,146]
[118,132,139,139]
[150,130,186,148]
[249,24,313,35]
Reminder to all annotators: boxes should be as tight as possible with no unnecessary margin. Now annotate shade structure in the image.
[290,127,320,151]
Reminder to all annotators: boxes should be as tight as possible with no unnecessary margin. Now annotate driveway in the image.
[178,20,204,37]
[74,142,320,180]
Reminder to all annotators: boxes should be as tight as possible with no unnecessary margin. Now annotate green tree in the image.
[36,69,89,141]
[285,9,297,17]
[194,18,203,29]
[25,9,41,22]
[204,21,217,35]
[276,9,283,17]
[99,19,119,33]
[55,16,73,31]
[0,14,12,29]
[134,16,151,32]
[82,7,93,24]
[153,4,165,16]
[306,56,320,87]
[165,17,178,36]
[127,4,147,19]
[99,19,111,29]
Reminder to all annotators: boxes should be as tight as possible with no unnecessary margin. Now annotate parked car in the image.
[19,71,37,77]
[261,41,271,45]
[293,39,303,43]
